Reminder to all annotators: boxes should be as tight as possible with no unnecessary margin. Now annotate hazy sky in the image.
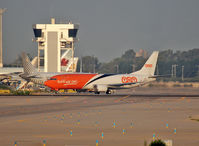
[1,0,199,64]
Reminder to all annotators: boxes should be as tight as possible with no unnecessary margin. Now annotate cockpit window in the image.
[49,78,57,80]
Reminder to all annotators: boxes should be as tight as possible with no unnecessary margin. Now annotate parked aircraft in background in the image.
[0,50,79,89]
[44,51,159,94]
[0,57,38,86]
[61,49,78,72]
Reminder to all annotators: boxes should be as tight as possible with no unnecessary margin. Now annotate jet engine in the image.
[93,84,108,94]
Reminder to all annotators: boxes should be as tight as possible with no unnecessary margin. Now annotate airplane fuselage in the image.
[44,73,155,92]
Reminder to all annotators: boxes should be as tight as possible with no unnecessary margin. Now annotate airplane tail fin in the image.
[135,51,159,76]
[22,53,37,75]
[31,56,38,68]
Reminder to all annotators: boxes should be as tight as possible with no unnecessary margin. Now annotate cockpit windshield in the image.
[49,78,57,80]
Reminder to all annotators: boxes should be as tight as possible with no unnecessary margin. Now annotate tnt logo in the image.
[122,76,137,83]
[145,64,152,68]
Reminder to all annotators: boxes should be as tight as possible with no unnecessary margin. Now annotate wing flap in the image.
[148,74,171,78]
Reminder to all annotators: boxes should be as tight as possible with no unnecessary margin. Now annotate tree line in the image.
[7,48,199,80]
[77,48,199,80]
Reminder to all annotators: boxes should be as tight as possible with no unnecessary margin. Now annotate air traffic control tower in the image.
[33,18,79,72]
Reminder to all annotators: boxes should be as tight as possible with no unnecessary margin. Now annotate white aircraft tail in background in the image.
[133,51,159,77]
[21,53,37,76]
[20,53,74,87]
[61,49,78,72]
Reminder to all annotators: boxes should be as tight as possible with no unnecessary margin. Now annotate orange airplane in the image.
[44,51,159,94]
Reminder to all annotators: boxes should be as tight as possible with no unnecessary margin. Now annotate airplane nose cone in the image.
[44,80,50,87]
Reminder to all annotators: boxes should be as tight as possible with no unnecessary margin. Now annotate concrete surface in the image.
[0,87,199,146]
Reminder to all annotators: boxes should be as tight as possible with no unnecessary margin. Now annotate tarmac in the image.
[0,87,199,146]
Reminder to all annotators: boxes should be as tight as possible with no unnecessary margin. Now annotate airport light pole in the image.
[197,65,199,75]
[174,64,178,78]
[72,41,74,72]
[92,55,95,73]
[171,65,174,78]
[156,64,159,75]
[132,64,136,72]
[80,56,83,73]
[0,8,6,68]
[172,64,178,78]
[182,65,184,81]
[115,65,119,74]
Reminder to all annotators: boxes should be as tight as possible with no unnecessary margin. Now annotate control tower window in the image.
[66,41,72,48]
[39,42,45,47]
[68,29,78,38]
[33,29,42,37]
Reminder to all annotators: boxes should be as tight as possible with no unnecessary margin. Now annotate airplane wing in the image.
[109,82,138,87]
[0,72,23,82]
[0,72,22,76]
[107,82,139,89]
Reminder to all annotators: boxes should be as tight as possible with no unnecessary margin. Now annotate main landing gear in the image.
[94,92,100,94]
[94,90,111,95]
[106,90,111,94]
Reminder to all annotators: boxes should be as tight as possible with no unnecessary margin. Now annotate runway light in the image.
[113,121,116,128]
[101,132,104,140]
[153,133,155,140]
[77,120,80,125]
[174,128,176,134]
[130,122,133,128]
[70,113,73,118]
[96,140,99,146]
[95,121,99,127]
[78,112,80,117]
[123,128,126,135]
[43,140,46,146]
[14,141,17,146]
[98,110,102,115]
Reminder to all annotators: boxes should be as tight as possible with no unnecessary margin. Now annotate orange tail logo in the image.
[121,76,137,83]
[145,64,152,68]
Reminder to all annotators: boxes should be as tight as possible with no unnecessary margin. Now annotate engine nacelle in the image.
[93,84,108,92]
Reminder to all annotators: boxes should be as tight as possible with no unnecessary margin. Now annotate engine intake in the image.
[93,84,108,92]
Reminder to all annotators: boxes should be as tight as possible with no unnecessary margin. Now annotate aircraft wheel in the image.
[106,90,111,94]
[95,92,100,94]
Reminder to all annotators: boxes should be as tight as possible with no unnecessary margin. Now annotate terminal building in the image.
[33,18,79,72]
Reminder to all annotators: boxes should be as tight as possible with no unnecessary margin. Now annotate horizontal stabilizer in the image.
[148,74,171,78]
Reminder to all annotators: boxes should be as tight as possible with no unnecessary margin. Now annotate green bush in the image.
[184,84,193,87]
[173,83,181,87]
[149,139,166,146]
[12,90,31,96]
[0,84,11,89]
